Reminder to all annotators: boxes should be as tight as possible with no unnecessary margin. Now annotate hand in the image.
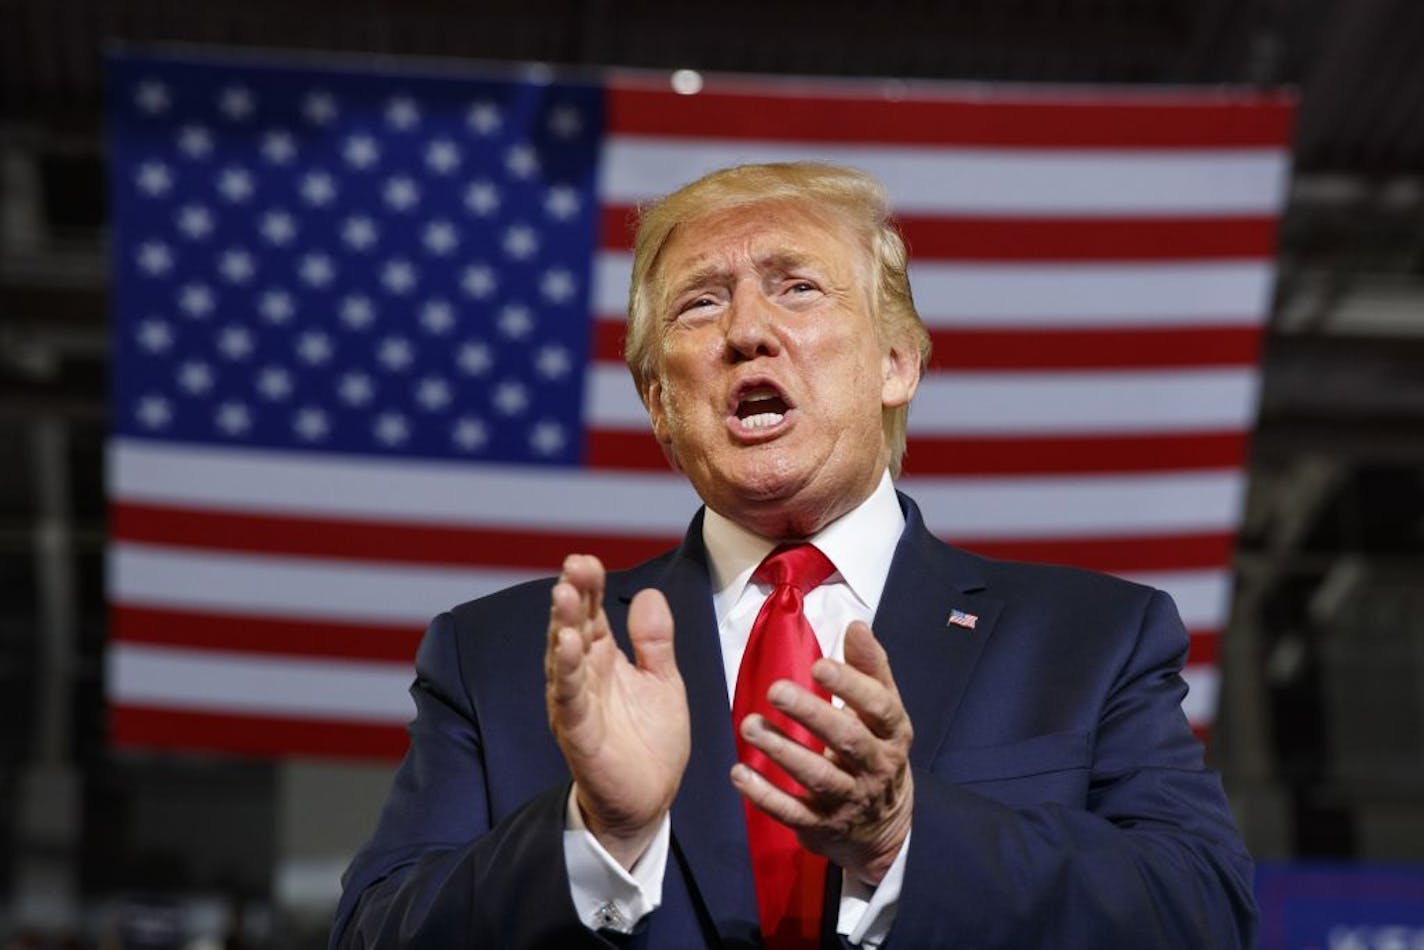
[730,620,914,885]
[546,554,690,869]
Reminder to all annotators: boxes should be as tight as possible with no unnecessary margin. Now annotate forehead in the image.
[654,200,865,283]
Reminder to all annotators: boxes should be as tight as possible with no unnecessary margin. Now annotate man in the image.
[332,162,1256,947]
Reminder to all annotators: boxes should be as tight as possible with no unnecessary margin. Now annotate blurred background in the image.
[3,0,1424,946]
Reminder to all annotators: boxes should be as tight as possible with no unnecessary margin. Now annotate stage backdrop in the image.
[105,49,1294,759]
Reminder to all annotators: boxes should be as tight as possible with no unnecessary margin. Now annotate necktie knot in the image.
[753,543,835,595]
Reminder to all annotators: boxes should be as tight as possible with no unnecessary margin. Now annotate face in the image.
[643,201,919,538]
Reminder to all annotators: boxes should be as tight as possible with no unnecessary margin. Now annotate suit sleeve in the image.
[888,589,1257,948]
[329,612,624,949]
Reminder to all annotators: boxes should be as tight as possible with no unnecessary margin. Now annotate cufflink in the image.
[593,901,630,931]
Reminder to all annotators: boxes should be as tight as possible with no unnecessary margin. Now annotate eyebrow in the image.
[665,249,825,301]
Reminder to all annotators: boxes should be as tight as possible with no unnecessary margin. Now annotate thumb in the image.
[628,588,678,679]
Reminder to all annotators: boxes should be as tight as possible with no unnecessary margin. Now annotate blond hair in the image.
[624,162,932,476]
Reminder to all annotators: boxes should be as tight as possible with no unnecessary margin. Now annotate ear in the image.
[644,378,673,447]
[880,338,920,410]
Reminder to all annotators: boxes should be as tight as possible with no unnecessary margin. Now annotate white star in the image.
[299,252,335,287]
[540,268,578,305]
[505,144,540,179]
[419,299,456,335]
[342,133,380,170]
[340,215,379,251]
[385,96,421,131]
[135,394,172,430]
[460,264,497,300]
[256,366,293,401]
[296,330,333,365]
[217,324,255,360]
[218,247,256,284]
[497,303,534,339]
[339,295,376,330]
[176,125,213,158]
[380,258,418,295]
[134,80,170,114]
[217,166,255,203]
[338,371,375,406]
[546,105,583,139]
[218,85,256,120]
[544,185,581,221]
[502,224,539,260]
[376,336,415,372]
[135,161,172,197]
[466,101,502,136]
[451,416,489,451]
[535,344,573,379]
[136,241,173,276]
[425,138,461,175]
[215,400,252,436]
[303,90,338,126]
[260,209,297,246]
[300,171,337,206]
[492,379,529,415]
[177,282,215,318]
[463,180,500,217]
[529,420,567,456]
[383,176,420,212]
[373,411,410,446]
[293,406,329,441]
[176,359,215,394]
[258,289,295,324]
[136,318,174,353]
[456,340,493,376]
[415,375,452,411]
[260,130,297,165]
[422,220,459,256]
[175,204,214,240]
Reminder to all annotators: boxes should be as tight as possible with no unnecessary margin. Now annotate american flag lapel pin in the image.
[947,608,978,630]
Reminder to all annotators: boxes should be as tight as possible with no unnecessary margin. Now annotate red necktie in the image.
[732,543,836,949]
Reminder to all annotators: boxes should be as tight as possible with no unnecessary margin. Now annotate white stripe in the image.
[1118,568,1232,631]
[601,138,1290,216]
[1181,665,1220,727]
[592,253,1274,326]
[109,642,415,723]
[110,541,540,625]
[111,440,1244,539]
[586,365,1260,434]
[110,439,701,535]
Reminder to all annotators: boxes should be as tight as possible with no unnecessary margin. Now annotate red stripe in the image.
[112,502,1231,575]
[112,604,422,662]
[600,207,1279,261]
[1189,631,1221,666]
[607,85,1295,148]
[111,704,408,760]
[585,429,1248,476]
[593,320,1262,370]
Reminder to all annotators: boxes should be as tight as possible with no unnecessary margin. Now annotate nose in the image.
[722,286,780,362]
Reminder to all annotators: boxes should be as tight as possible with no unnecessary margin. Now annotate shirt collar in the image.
[702,470,905,620]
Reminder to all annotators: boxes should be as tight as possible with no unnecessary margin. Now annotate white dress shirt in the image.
[565,471,910,946]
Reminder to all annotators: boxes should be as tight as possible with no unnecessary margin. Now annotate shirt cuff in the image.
[563,784,670,933]
[836,830,910,948]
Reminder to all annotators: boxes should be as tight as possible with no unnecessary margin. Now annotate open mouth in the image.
[732,382,793,432]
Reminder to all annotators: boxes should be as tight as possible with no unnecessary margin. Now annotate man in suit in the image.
[332,162,1257,948]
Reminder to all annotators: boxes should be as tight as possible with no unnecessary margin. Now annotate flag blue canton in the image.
[109,54,604,466]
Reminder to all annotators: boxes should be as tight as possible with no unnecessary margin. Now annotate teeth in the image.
[740,412,784,430]
[741,386,780,401]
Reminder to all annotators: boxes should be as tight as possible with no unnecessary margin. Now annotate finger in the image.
[730,762,820,830]
[842,621,895,688]
[628,588,679,680]
[561,554,607,625]
[547,626,590,719]
[815,627,910,741]
[766,680,884,773]
[740,713,856,801]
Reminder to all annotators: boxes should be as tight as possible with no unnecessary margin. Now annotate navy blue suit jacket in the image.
[332,494,1256,947]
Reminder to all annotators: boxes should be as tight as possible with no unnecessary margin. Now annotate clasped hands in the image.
[545,554,914,885]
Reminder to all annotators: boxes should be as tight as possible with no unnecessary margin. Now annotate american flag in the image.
[106,50,1294,759]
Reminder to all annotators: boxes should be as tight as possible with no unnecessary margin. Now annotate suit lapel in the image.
[874,494,1004,769]
[609,512,762,945]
